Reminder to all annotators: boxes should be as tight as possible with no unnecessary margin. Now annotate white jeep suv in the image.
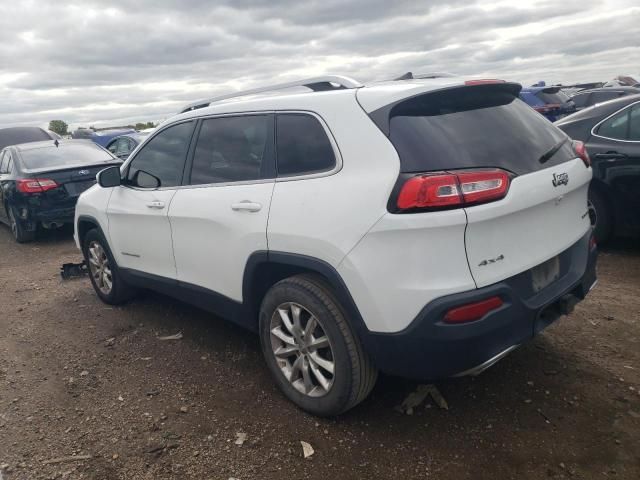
[75,75,598,416]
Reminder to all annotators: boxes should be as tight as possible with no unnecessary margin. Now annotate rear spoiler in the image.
[367,82,522,136]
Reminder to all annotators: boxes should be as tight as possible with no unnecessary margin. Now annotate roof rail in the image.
[180,75,363,113]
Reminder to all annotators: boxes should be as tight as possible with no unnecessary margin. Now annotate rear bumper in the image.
[14,204,76,231]
[362,229,597,380]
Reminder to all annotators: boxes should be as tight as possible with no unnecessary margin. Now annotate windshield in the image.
[20,143,115,170]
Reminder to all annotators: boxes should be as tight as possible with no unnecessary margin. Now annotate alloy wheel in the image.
[270,302,335,397]
[87,241,113,295]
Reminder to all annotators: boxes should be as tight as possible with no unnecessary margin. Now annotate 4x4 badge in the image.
[478,254,504,267]
[552,172,569,187]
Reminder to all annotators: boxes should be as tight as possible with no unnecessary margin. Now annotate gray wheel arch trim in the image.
[242,251,373,348]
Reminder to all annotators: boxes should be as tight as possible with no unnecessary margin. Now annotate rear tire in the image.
[82,228,136,305]
[259,274,377,416]
[588,188,613,244]
[8,206,35,243]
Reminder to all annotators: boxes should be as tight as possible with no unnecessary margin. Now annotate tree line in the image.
[48,120,157,136]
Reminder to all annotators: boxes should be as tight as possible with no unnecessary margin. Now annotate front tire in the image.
[259,274,378,416]
[82,228,136,305]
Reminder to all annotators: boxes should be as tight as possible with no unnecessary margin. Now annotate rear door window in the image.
[597,108,629,140]
[127,121,194,188]
[387,85,574,175]
[535,88,569,104]
[276,114,336,176]
[629,105,640,141]
[188,115,273,185]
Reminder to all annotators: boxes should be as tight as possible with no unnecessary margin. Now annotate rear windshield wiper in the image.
[538,137,568,164]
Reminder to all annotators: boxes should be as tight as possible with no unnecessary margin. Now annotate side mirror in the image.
[97,166,121,188]
[132,169,161,189]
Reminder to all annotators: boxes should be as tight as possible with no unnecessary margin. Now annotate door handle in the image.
[231,201,262,212]
[594,152,627,161]
[146,200,165,209]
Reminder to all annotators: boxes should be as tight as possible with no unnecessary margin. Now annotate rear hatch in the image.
[374,82,592,289]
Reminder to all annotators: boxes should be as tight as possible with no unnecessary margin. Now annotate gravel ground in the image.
[0,225,639,480]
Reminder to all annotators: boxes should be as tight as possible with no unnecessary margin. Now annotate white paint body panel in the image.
[266,97,399,267]
[74,183,113,249]
[168,182,274,301]
[337,210,476,333]
[106,187,177,279]
[464,159,592,287]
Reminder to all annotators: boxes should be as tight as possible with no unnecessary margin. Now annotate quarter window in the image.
[276,114,336,176]
[0,151,7,173]
[189,115,271,185]
[127,122,194,188]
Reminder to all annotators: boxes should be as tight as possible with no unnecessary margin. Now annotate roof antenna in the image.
[54,139,59,147]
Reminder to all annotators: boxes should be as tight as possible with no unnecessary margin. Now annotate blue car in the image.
[71,128,136,147]
[519,84,576,122]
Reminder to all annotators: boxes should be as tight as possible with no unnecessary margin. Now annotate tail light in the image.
[572,140,591,167]
[395,169,511,212]
[16,178,59,194]
[444,296,504,324]
[533,103,560,114]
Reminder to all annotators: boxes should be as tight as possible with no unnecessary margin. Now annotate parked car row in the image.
[555,94,640,242]
[0,73,634,415]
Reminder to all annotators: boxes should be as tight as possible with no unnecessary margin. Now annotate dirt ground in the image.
[0,225,638,480]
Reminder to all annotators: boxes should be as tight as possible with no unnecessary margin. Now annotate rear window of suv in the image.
[387,85,575,176]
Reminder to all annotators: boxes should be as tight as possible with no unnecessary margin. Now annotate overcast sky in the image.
[0,0,638,130]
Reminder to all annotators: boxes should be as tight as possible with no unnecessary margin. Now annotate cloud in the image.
[0,0,637,129]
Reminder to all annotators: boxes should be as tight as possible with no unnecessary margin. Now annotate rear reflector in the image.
[396,169,510,211]
[572,140,591,167]
[17,178,59,194]
[444,296,504,324]
[589,235,597,251]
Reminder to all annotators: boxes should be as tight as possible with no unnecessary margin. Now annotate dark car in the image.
[555,94,640,243]
[105,132,151,159]
[0,140,121,242]
[570,87,640,112]
[519,85,576,121]
[0,126,60,150]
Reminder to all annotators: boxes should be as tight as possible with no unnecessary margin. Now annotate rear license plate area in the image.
[532,256,560,293]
